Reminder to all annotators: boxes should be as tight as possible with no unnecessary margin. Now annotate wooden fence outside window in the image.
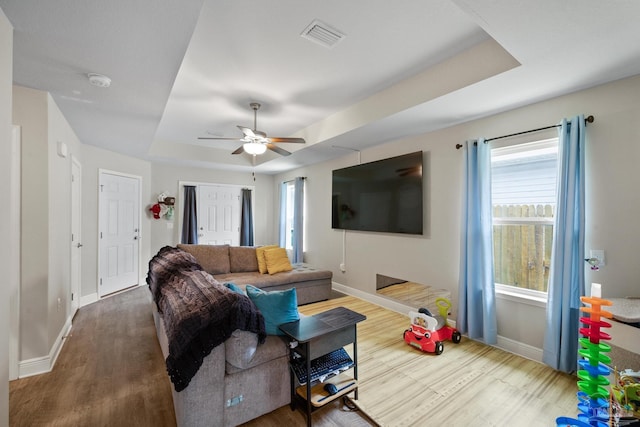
[493,204,554,292]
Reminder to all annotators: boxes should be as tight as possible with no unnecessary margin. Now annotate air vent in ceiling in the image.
[301,19,345,49]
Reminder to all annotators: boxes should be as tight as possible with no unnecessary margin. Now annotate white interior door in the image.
[99,172,140,297]
[70,157,82,314]
[9,125,21,380]
[197,185,241,245]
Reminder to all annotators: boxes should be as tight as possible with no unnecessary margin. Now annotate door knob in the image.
[77,243,83,248]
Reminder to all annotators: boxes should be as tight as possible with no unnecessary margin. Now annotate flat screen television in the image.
[331,151,423,234]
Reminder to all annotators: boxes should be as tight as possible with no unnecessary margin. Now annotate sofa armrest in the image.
[225,330,259,369]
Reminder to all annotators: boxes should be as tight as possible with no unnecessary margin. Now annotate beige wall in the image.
[13,86,49,360]
[80,144,152,299]
[148,163,276,254]
[275,74,640,354]
[0,7,12,425]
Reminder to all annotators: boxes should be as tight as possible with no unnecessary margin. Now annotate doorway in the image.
[70,156,82,314]
[197,184,242,245]
[9,125,21,380]
[98,171,141,297]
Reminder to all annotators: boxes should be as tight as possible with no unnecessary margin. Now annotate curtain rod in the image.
[455,115,594,149]
[282,176,307,184]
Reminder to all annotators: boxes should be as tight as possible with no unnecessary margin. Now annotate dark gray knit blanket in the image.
[147,246,266,392]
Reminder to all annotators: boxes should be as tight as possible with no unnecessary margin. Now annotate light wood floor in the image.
[10,287,580,426]
[301,296,579,427]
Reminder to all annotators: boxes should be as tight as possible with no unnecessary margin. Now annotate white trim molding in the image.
[9,125,21,381]
[18,314,73,378]
[495,334,544,363]
[80,292,99,307]
[332,281,415,316]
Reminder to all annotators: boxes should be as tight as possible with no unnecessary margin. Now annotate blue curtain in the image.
[292,177,305,263]
[543,115,586,373]
[240,188,254,246]
[457,138,497,345]
[181,185,198,244]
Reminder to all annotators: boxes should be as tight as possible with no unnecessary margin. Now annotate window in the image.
[279,178,305,263]
[281,180,296,251]
[491,138,558,299]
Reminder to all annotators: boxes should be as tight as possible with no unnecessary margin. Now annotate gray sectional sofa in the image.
[177,244,332,305]
[148,245,333,427]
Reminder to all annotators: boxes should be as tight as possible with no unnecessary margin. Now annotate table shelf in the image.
[296,373,357,407]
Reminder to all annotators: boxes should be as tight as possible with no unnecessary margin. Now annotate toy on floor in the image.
[612,369,640,420]
[557,283,613,427]
[403,297,461,355]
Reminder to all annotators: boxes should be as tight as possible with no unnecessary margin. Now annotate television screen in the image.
[332,151,423,234]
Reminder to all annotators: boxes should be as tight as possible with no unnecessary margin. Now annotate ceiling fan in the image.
[198,102,305,156]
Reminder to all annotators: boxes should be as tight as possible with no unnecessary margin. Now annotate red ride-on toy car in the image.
[403,297,461,355]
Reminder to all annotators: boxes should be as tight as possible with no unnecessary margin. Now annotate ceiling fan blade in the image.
[266,143,291,156]
[268,137,306,144]
[198,136,244,141]
[238,125,255,138]
[231,145,244,155]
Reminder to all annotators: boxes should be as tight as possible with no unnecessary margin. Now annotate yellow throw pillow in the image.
[264,247,293,275]
[256,245,279,274]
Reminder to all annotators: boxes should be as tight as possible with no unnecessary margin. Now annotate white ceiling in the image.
[3,0,640,174]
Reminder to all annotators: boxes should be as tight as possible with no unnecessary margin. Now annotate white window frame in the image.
[281,180,296,251]
[491,137,558,306]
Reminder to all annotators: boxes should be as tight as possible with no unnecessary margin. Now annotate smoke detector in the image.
[87,73,111,88]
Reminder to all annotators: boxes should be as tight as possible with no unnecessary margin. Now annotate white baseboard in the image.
[332,281,416,316]
[80,292,98,307]
[18,313,73,378]
[495,335,543,363]
[332,281,545,362]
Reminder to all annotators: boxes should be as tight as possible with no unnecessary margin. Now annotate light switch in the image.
[167,222,174,230]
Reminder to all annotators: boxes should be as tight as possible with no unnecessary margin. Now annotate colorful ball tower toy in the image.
[557,283,614,427]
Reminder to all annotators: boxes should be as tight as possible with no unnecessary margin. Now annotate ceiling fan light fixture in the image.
[243,141,267,155]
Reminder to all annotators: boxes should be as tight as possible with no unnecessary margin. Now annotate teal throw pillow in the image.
[224,282,246,295]
[245,285,299,335]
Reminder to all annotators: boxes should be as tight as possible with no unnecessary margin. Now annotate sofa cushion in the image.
[246,285,299,335]
[214,264,331,288]
[229,246,259,273]
[264,247,293,275]
[177,244,230,274]
[256,245,278,274]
